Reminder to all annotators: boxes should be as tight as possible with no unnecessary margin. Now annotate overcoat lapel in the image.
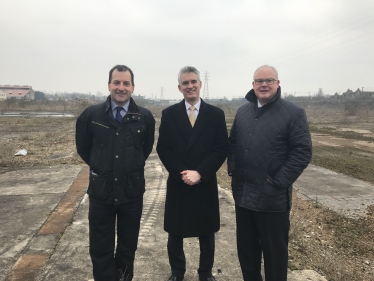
[186,100,209,151]
[172,100,191,143]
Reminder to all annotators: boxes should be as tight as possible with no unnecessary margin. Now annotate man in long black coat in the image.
[156,66,228,281]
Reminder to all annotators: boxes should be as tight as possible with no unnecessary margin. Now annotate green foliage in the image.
[34,91,46,100]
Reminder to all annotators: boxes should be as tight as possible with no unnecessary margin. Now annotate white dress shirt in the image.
[185,99,201,119]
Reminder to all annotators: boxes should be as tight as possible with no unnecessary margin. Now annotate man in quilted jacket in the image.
[227,65,312,281]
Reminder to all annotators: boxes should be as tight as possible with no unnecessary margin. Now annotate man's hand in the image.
[180,170,201,185]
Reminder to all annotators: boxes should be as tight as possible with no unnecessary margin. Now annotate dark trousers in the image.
[88,197,143,281]
[167,233,215,278]
[235,205,290,281]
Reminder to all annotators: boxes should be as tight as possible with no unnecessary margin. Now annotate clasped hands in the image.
[181,170,201,186]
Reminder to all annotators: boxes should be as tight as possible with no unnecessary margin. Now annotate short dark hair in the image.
[108,65,134,85]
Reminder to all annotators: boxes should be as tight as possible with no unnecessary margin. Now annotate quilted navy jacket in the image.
[228,87,312,212]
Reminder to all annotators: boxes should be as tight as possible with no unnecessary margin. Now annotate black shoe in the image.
[167,275,184,281]
[123,274,133,281]
[199,276,216,281]
[118,269,133,281]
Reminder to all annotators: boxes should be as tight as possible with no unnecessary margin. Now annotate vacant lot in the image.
[1,101,374,280]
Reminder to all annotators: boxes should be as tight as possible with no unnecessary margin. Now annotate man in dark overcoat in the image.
[156,66,228,281]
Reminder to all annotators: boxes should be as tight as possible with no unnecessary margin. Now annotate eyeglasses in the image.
[254,79,277,85]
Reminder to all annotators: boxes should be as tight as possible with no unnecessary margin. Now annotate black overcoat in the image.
[156,99,228,237]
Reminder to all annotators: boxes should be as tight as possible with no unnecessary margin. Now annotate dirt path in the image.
[312,133,374,153]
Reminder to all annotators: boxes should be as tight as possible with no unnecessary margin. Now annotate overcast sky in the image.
[1,0,373,99]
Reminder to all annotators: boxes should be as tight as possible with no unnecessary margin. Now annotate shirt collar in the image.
[111,100,130,113]
[185,99,201,111]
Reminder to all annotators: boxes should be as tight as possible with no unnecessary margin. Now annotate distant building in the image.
[151,99,163,106]
[0,90,6,101]
[205,97,229,104]
[230,97,247,106]
[168,100,180,105]
[133,94,146,100]
[0,85,35,100]
[342,88,374,100]
[329,92,343,101]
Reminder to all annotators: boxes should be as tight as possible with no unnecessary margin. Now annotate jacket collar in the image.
[245,86,282,106]
[104,96,141,115]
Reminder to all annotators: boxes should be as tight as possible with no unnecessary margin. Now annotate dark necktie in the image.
[115,107,123,123]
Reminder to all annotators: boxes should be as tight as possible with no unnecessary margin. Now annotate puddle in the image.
[0,112,74,118]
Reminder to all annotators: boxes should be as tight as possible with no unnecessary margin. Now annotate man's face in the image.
[252,67,280,105]
[108,69,134,106]
[178,72,202,105]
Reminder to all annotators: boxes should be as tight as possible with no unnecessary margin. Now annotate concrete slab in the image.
[0,166,82,196]
[34,154,328,281]
[36,153,245,281]
[0,165,82,281]
[35,194,92,281]
[295,164,374,218]
[1,157,347,280]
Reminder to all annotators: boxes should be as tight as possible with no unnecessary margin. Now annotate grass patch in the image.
[311,146,374,184]
[289,193,374,280]
[324,212,374,257]
[0,117,83,167]
[0,142,22,167]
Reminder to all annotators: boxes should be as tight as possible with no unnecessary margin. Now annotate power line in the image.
[249,6,374,65]
[274,31,374,67]
[203,71,210,100]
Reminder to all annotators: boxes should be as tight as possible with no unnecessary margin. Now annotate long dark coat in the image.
[156,100,228,237]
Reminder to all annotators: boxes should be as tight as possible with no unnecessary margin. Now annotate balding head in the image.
[253,65,278,80]
[252,65,280,106]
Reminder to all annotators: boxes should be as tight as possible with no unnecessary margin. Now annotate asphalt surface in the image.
[4,149,373,280]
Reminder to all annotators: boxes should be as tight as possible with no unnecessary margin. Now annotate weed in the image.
[43,130,54,139]
[19,134,30,141]
[313,195,321,208]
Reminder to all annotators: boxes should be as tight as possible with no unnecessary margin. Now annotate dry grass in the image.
[0,117,83,168]
[0,142,23,167]
[287,192,374,280]
[312,146,374,183]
